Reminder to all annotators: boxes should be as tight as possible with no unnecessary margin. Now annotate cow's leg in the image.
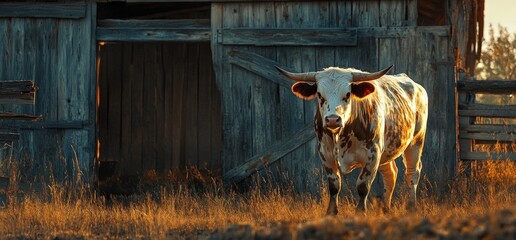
[378,161,398,212]
[355,148,380,212]
[319,142,341,215]
[324,163,341,215]
[402,140,424,210]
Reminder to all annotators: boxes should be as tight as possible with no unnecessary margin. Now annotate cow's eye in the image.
[342,92,350,102]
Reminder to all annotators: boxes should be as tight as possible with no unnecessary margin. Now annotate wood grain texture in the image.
[98,42,221,178]
[221,28,357,46]
[0,3,95,181]
[223,124,315,184]
[0,1,86,19]
[457,80,516,94]
[460,152,516,161]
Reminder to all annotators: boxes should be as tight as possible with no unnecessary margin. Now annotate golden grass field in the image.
[0,158,514,239]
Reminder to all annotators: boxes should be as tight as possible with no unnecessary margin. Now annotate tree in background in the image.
[475,24,516,105]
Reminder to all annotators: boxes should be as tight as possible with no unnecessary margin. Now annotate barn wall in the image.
[212,1,456,193]
[98,42,221,178]
[0,3,96,182]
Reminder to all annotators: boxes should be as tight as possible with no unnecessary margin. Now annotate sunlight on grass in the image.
[0,164,514,239]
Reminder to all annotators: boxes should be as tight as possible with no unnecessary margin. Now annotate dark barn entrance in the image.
[96,3,221,185]
[98,42,221,182]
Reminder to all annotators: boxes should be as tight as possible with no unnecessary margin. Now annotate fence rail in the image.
[457,79,515,161]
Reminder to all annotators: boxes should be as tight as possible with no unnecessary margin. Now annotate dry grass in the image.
[0,160,514,239]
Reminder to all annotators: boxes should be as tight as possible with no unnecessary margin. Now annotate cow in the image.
[275,65,428,215]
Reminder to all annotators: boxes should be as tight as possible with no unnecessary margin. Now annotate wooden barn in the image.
[0,0,487,193]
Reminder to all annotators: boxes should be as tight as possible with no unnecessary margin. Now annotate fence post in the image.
[457,72,475,177]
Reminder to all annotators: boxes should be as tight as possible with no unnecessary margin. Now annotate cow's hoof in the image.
[406,202,416,212]
[356,204,367,213]
[325,207,338,216]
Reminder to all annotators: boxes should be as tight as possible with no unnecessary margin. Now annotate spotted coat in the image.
[277,65,428,214]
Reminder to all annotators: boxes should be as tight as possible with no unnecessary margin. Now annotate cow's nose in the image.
[325,114,342,129]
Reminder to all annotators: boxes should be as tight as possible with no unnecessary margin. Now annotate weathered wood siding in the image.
[212,1,455,193]
[0,4,96,181]
[98,42,221,177]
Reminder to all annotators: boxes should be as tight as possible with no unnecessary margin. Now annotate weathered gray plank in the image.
[0,80,36,105]
[96,28,210,42]
[227,50,292,89]
[459,109,516,118]
[0,80,35,92]
[457,80,516,94]
[460,124,516,133]
[221,28,357,46]
[459,132,515,142]
[0,1,86,19]
[0,112,41,121]
[461,152,516,161]
[0,132,19,142]
[1,120,85,129]
[223,124,315,184]
[97,19,210,29]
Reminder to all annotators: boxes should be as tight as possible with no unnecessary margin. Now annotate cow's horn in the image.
[275,66,317,82]
[352,65,393,82]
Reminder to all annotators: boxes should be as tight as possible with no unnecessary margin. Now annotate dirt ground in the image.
[209,207,516,240]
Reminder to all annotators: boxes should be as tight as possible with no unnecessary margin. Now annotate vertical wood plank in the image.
[183,44,200,168]
[107,43,122,164]
[120,42,133,175]
[154,43,165,173]
[247,1,281,182]
[197,43,213,169]
[141,43,158,174]
[162,43,174,174]
[210,57,222,173]
[221,3,254,173]
[171,43,186,172]
[129,44,144,176]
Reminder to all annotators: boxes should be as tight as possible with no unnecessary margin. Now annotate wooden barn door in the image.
[212,2,456,194]
[97,42,221,180]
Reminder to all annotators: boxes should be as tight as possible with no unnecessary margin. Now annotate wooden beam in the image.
[459,131,515,142]
[0,112,41,121]
[0,120,86,129]
[458,106,516,118]
[460,124,516,133]
[0,1,86,19]
[221,28,357,46]
[0,80,36,105]
[0,132,19,142]
[96,19,211,42]
[461,151,516,161]
[457,80,516,94]
[98,19,210,29]
[223,124,315,184]
[227,50,294,89]
[358,26,450,38]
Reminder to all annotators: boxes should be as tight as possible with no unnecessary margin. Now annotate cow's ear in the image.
[351,82,375,98]
[291,82,317,100]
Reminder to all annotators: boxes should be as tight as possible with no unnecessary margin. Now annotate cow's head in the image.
[276,65,393,133]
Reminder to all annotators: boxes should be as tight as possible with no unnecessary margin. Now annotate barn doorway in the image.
[96,3,221,186]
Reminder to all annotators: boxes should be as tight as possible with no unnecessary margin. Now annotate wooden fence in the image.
[0,80,39,206]
[457,78,516,161]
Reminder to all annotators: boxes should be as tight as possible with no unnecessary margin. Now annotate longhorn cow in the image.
[276,65,428,214]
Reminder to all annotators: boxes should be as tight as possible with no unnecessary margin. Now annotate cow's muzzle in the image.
[325,114,342,131]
